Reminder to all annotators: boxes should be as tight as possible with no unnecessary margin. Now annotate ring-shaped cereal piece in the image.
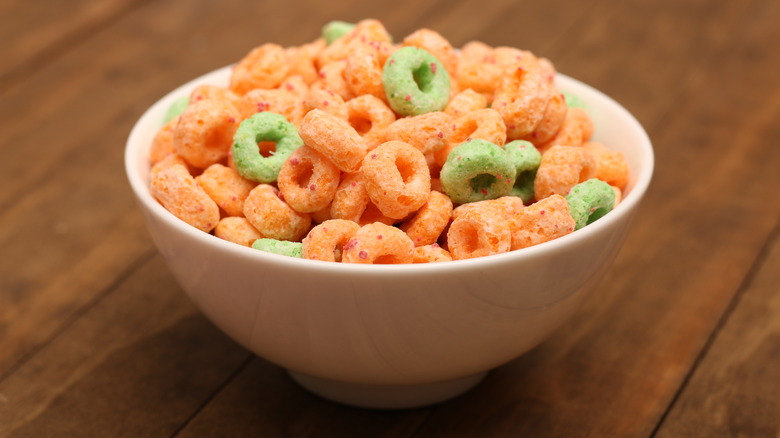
[440,139,517,204]
[312,60,353,101]
[298,109,367,173]
[150,116,179,165]
[345,45,385,100]
[565,179,616,230]
[243,184,311,241]
[195,163,257,217]
[232,112,303,183]
[533,145,595,200]
[447,207,511,260]
[435,108,507,166]
[509,194,575,250]
[400,190,453,246]
[277,146,341,213]
[444,88,488,118]
[493,66,551,140]
[451,195,524,222]
[382,111,453,155]
[174,99,241,169]
[329,173,395,226]
[582,141,630,190]
[215,217,264,247]
[539,107,594,151]
[303,89,348,121]
[150,162,220,233]
[237,88,302,125]
[504,140,542,203]
[361,141,431,219]
[525,92,567,145]
[346,95,396,150]
[302,219,360,262]
[402,28,458,77]
[230,43,289,95]
[251,238,303,258]
[382,46,451,116]
[342,223,414,264]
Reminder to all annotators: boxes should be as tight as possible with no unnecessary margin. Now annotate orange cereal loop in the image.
[303,88,348,121]
[345,45,385,100]
[493,65,552,140]
[452,196,524,221]
[329,172,394,226]
[400,191,453,247]
[509,194,575,250]
[150,162,220,233]
[382,111,453,155]
[277,146,341,213]
[150,153,193,178]
[243,184,311,242]
[524,92,567,146]
[190,85,240,106]
[301,219,360,262]
[583,141,630,190]
[456,41,501,95]
[342,222,414,264]
[214,217,264,247]
[539,107,593,151]
[286,40,324,85]
[298,109,367,173]
[612,185,623,207]
[149,116,178,165]
[311,60,353,101]
[194,164,257,217]
[413,244,453,263]
[174,99,240,169]
[402,28,458,76]
[444,88,488,118]
[236,88,304,125]
[538,57,557,84]
[533,145,595,200]
[346,95,396,150]
[435,108,507,166]
[277,75,310,98]
[230,43,289,95]
[361,141,431,220]
[447,207,511,260]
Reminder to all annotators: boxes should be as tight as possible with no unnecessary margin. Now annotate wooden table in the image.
[2,0,779,436]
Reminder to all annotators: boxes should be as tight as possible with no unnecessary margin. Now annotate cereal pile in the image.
[148,19,629,263]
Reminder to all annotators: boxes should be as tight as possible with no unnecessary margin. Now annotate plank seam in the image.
[648,216,780,438]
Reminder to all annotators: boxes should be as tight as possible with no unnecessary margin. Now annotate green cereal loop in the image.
[440,139,517,204]
[251,238,303,258]
[562,91,588,110]
[232,112,303,183]
[322,21,356,45]
[504,140,542,204]
[164,96,189,123]
[382,47,450,116]
[565,179,616,230]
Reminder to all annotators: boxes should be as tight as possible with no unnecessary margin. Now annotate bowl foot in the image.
[287,370,488,409]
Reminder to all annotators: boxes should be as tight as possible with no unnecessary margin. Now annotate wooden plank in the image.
[407,0,780,436]
[0,256,251,437]
[0,0,143,85]
[654,224,780,437]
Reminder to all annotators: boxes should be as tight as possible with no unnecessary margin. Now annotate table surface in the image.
[2,0,779,436]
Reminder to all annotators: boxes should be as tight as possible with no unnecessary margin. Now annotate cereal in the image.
[382,111,452,155]
[195,163,257,217]
[251,238,303,258]
[230,43,289,95]
[509,194,575,250]
[346,95,396,150]
[150,161,220,232]
[342,222,414,264]
[299,109,367,173]
[582,141,630,190]
[504,140,542,203]
[243,184,311,241]
[232,112,304,183]
[413,244,452,263]
[361,140,431,219]
[440,139,516,204]
[215,217,264,247]
[400,190,453,246]
[148,20,632,263]
[302,219,360,262]
[447,207,512,260]
[277,146,341,213]
[533,145,595,200]
[174,99,240,169]
[382,46,451,116]
[565,179,616,230]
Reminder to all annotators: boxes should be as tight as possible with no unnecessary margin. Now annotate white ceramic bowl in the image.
[125,66,653,409]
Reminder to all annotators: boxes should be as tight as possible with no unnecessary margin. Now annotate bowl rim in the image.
[125,66,654,277]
